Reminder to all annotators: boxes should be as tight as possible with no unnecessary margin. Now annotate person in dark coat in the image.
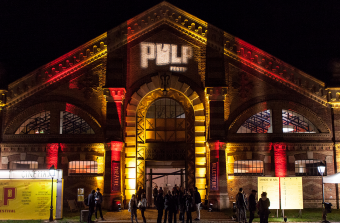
[157,192,165,223]
[95,188,104,220]
[153,186,159,207]
[87,190,96,223]
[185,190,193,223]
[194,187,201,220]
[179,187,185,222]
[169,192,179,223]
[248,190,257,223]
[164,190,172,223]
[137,187,144,202]
[258,192,270,223]
[236,188,246,223]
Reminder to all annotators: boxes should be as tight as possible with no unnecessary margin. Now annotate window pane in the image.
[234,160,263,175]
[237,110,272,133]
[295,160,325,176]
[60,111,94,134]
[15,111,51,134]
[68,161,98,175]
[282,110,318,133]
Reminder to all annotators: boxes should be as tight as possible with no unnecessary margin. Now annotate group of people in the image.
[87,188,104,223]
[236,188,271,223]
[129,185,201,223]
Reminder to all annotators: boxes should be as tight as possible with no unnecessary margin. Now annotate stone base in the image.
[208,192,230,210]
[102,192,122,211]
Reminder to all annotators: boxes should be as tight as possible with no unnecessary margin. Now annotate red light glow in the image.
[46,143,59,169]
[273,143,287,177]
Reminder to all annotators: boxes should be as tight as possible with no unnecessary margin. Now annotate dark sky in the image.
[1,0,340,87]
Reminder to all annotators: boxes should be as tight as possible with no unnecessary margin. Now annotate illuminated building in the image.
[0,2,339,210]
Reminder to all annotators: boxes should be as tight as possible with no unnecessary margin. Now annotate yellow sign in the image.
[281,177,303,209]
[258,177,280,209]
[0,179,57,220]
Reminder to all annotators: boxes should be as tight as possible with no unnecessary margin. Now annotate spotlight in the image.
[284,217,287,222]
[117,201,121,212]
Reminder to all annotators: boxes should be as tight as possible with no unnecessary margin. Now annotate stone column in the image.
[208,141,229,209]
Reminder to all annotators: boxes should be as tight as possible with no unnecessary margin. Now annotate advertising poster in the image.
[0,179,57,220]
[258,177,280,209]
[281,177,303,209]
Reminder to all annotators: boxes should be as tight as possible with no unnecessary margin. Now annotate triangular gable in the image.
[7,1,327,107]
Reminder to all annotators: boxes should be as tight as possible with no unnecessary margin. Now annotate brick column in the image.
[208,141,229,209]
[273,143,287,177]
[102,88,125,210]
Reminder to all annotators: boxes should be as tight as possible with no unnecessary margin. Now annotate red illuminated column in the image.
[273,143,287,177]
[46,143,59,169]
[208,141,229,209]
[111,141,123,192]
[109,88,126,125]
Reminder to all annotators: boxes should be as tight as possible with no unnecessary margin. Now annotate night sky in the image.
[1,0,340,87]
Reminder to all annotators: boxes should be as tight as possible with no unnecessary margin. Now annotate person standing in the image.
[94,188,104,221]
[139,193,147,223]
[193,187,201,221]
[137,187,143,202]
[185,190,193,223]
[153,186,159,207]
[157,192,165,223]
[236,188,246,223]
[258,192,270,223]
[129,194,139,223]
[179,187,185,222]
[87,190,96,223]
[248,190,257,223]
[164,190,172,223]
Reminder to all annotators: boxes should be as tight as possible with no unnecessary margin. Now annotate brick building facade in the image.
[0,2,339,209]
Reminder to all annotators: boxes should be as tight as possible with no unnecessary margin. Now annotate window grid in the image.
[60,111,94,134]
[9,161,38,169]
[295,159,326,176]
[237,110,272,133]
[68,161,98,175]
[15,111,51,134]
[282,110,317,133]
[234,160,264,176]
[145,98,186,142]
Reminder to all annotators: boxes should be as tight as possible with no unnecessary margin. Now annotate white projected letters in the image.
[141,42,192,71]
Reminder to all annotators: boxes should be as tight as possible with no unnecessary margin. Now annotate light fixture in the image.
[208,203,213,212]
[318,164,325,176]
[284,216,287,222]
[49,165,55,222]
[160,73,170,96]
[318,162,329,223]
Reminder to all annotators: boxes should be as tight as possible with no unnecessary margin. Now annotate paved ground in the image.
[98,209,233,222]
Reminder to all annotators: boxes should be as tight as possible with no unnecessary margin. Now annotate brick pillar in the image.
[208,141,229,209]
[102,88,125,210]
[273,143,287,177]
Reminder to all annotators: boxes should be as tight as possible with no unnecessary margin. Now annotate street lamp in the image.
[49,165,56,222]
[318,162,328,223]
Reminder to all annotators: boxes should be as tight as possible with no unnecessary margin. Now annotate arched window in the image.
[234,160,264,176]
[60,111,94,134]
[295,159,325,176]
[145,98,186,142]
[237,110,272,133]
[15,111,51,134]
[282,110,318,133]
[237,109,318,133]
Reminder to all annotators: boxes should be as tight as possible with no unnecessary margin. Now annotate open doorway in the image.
[145,161,185,207]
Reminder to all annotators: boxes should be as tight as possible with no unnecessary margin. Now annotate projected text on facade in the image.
[141,42,192,72]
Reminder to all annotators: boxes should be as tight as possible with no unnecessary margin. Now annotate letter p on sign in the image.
[4,188,16,205]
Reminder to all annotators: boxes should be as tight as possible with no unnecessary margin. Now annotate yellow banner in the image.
[0,179,57,220]
[281,177,303,209]
[258,177,280,209]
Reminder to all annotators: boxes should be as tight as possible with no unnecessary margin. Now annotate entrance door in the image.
[145,161,185,206]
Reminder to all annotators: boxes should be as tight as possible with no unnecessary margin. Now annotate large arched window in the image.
[237,110,272,133]
[145,98,186,142]
[15,111,51,134]
[60,111,94,134]
[237,109,318,133]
